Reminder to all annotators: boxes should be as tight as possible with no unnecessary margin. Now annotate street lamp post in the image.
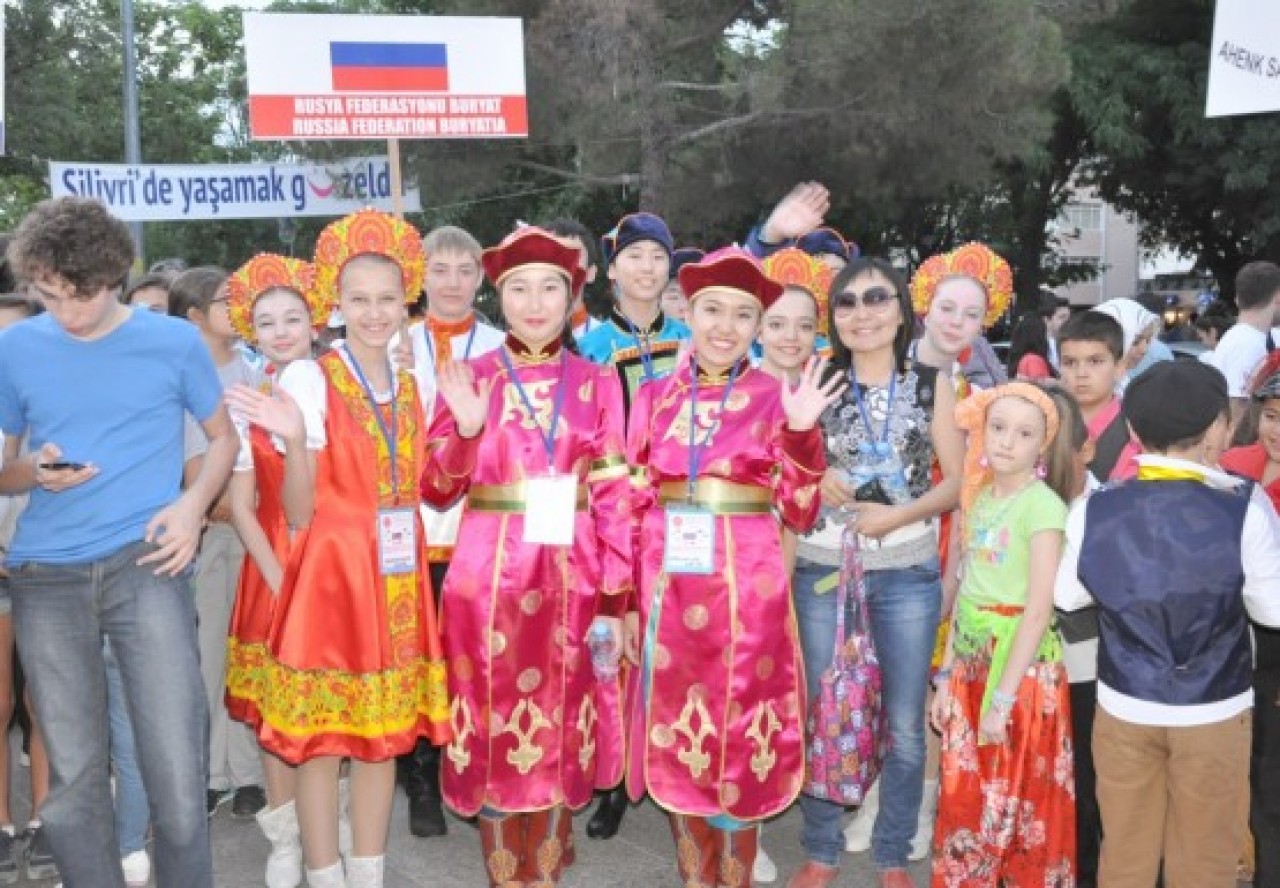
[122,0,144,262]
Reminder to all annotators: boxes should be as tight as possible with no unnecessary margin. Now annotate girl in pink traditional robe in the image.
[419,228,633,888]
[625,248,844,888]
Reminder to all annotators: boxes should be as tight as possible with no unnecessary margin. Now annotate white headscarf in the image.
[1089,298,1159,357]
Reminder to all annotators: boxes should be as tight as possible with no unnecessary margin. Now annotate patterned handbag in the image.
[803,525,888,804]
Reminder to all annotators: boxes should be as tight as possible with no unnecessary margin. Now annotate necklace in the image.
[967,479,1038,550]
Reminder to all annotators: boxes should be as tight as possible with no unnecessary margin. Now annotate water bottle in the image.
[587,619,620,681]
[876,452,913,505]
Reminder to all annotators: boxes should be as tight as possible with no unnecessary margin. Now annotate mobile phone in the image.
[40,461,87,472]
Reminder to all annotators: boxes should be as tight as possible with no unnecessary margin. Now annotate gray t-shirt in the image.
[183,354,262,462]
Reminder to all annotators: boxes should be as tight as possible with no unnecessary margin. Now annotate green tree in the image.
[400,0,1070,250]
[1069,0,1280,297]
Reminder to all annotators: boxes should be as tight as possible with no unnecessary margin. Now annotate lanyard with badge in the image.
[622,314,659,383]
[499,348,575,546]
[847,365,912,505]
[344,346,418,575]
[664,360,740,575]
[423,324,479,367]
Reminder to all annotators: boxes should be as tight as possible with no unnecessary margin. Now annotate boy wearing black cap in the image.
[1055,360,1280,888]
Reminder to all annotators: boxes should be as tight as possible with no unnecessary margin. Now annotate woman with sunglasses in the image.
[788,259,962,888]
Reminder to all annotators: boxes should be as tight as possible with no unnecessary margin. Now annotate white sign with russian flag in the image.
[243,12,528,141]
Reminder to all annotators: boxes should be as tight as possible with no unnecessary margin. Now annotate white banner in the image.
[243,12,527,140]
[1206,0,1280,117]
[48,156,421,222]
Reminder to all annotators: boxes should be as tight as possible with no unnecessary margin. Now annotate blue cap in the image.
[669,247,705,280]
[601,212,674,266]
[796,227,853,262]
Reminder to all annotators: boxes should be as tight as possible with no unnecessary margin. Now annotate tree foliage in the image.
[1069,0,1280,297]
[5,0,1269,306]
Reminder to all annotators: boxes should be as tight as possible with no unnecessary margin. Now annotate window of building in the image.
[1056,203,1103,231]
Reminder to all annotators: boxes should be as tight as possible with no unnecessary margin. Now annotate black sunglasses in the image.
[831,286,897,312]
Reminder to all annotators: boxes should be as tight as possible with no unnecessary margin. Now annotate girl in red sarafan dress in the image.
[418,228,634,888]
[929,383,1076,888]
[222,253,329,888]
[233,210,451,888]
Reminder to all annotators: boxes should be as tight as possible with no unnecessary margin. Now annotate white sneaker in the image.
[753,844,778,883]
[122,849,151,887]
[908,779,938,862]
[843,780,880,854]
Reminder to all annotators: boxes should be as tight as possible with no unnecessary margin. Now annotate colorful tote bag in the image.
[804,526,888,804]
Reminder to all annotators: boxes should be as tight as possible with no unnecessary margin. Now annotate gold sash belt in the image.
[468,481,590,513]
[657,479,774,514]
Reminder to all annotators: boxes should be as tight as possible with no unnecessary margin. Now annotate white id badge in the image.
[376,508,418,575]
[664,506,715,574]
[524,475,577,546]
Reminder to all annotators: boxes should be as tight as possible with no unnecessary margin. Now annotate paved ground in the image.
[212,795,929,887]
[6,764,1262,886]
[8,744,929,886]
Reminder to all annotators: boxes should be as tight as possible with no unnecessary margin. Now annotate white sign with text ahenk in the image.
[48,156,422,222]
[1207,0,1280,117]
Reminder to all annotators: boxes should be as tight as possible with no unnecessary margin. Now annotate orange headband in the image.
[954,382,1060,516]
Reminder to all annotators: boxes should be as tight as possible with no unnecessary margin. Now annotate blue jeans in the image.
[793,555,941,870]
[10,541,212,888]
[105,640,149,856]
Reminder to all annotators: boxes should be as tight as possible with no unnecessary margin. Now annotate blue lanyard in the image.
[849,363,897,456]
[686,358,741,501]
[423,323,478,367]
[342,346,400,496]
[499,347,569,469]
[622,314,659,382]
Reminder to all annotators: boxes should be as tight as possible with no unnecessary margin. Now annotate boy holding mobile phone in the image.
[0,197,235,888]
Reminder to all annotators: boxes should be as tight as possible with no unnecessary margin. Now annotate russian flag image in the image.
[329,42,450,92]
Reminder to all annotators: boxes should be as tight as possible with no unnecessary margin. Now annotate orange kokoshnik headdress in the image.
[909,242,1014,329]
[953,382,1060,517]
[762,247,837,336]
[313,208,425,311]
[226,253,324,344]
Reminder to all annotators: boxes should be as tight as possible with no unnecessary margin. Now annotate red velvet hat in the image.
[482,227,587,297]
[677,247,784,311]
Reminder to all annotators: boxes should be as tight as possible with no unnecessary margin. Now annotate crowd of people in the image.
[0,181,1278,888]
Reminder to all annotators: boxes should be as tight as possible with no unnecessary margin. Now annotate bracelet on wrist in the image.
[931,668,952,687]
[990,689,1017,714]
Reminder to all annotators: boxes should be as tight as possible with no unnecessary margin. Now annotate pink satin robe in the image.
[625,360,825,820]
[420,337,633,816]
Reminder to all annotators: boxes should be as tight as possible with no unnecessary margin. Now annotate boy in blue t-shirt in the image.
[0,197,235,888]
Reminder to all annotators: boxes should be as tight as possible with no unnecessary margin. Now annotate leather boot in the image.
[405,740,447,837]
[668,813,719,888]
[478,814,525,888]
[585,786,628,839]
[718,825,759,888]
[520,807,572,887]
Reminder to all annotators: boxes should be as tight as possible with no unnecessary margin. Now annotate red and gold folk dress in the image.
[255,350,451,764]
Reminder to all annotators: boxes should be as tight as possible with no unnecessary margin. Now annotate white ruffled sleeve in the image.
[275,359,327,451]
